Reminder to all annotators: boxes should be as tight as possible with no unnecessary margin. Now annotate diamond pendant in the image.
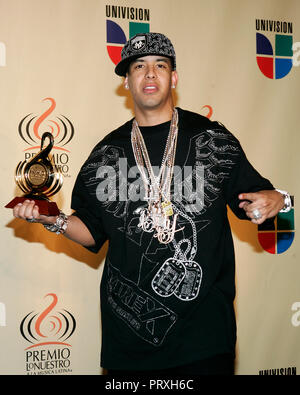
[137,207,155,233]
[136,200,183,244]
[161,200,173,216]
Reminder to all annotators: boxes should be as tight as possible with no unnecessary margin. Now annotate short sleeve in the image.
[71,172,108,253]
[225,144,274,219]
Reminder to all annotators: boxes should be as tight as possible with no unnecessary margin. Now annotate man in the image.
[13,33,291,375]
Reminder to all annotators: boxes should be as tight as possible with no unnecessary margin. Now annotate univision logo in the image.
[106,4,150,66]
[256,18,300,79]
[258,197,295,254]
[106,20,150,66]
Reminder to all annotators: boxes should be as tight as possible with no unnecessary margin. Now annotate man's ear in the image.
[124,76,129,90]
[171,70,178,89]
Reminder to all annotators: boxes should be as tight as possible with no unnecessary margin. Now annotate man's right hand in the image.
[13,200,96,247]
[12,200,57,225]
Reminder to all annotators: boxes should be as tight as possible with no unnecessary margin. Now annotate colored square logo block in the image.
[258,232,276,254]
[275,58,293,79]
[277,232,294,254]
[275,34,293,56]
[256,56,273,79]
[277,209,294,231]
[256,32,273,55]
[258,218,275,231]
[129,22,149,38]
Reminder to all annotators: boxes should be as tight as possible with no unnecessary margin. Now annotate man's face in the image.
[124,55,178,113]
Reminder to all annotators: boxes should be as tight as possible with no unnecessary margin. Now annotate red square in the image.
[257,56,274,79]
[258,232,276,254]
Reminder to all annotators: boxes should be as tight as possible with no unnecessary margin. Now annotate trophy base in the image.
[5,196,60,216]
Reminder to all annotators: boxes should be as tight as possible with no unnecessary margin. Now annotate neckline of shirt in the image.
[138,119,171,136]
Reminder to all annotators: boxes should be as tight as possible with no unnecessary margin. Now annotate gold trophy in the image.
[5,132,63,216]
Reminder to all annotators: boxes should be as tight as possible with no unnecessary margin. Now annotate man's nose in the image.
[145,65,156,79]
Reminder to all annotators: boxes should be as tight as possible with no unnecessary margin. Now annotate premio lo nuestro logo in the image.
[258,197,295,254]
[255,18,300,79]
[19,98,74,152]
[106,4,150,66]
[19,98,74,177]
[20,293,76,375]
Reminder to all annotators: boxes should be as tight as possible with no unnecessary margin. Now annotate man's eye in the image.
[135,64,144,69]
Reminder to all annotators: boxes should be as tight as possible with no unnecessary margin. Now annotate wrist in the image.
[41,216,59,226]
[275,189,292,213]
[43,211,69,234]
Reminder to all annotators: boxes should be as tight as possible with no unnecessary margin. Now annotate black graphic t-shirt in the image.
[71,108,273,370]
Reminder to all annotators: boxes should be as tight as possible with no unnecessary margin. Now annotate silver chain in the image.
[131,108,178,204]
[131,109,181,244]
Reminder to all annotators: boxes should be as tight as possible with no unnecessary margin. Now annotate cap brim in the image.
[114,55,140,77]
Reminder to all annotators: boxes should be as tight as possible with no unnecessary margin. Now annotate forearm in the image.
[41,214,96,247]
[62,215,96,247]
[13,200,96,248]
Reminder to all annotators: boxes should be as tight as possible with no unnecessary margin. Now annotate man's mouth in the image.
[143,85,158,94]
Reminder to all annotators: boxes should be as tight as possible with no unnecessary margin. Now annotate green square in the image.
[277,208,294,231]
[275,34,293,57]
[129,22,149,39]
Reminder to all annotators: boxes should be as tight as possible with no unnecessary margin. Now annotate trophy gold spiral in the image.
[5,132,63,216]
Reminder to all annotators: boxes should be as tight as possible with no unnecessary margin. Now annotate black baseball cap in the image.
[115,32,176,77]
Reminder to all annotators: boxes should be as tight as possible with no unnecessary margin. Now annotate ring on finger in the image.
[26,218,37,223]
[252,208,262,220]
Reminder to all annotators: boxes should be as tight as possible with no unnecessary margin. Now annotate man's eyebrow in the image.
[131,59,145,64]
[132,57,170,64]
[155,58,170,63]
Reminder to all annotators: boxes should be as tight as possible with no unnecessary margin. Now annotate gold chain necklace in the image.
[131,108,183,244]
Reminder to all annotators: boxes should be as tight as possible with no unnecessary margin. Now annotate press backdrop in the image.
[0,0,299,375]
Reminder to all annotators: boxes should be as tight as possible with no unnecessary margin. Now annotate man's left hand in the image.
[238,190,284,225]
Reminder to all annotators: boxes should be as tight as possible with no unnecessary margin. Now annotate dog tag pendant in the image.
[151,258,186,297]
[173,261,202,301]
